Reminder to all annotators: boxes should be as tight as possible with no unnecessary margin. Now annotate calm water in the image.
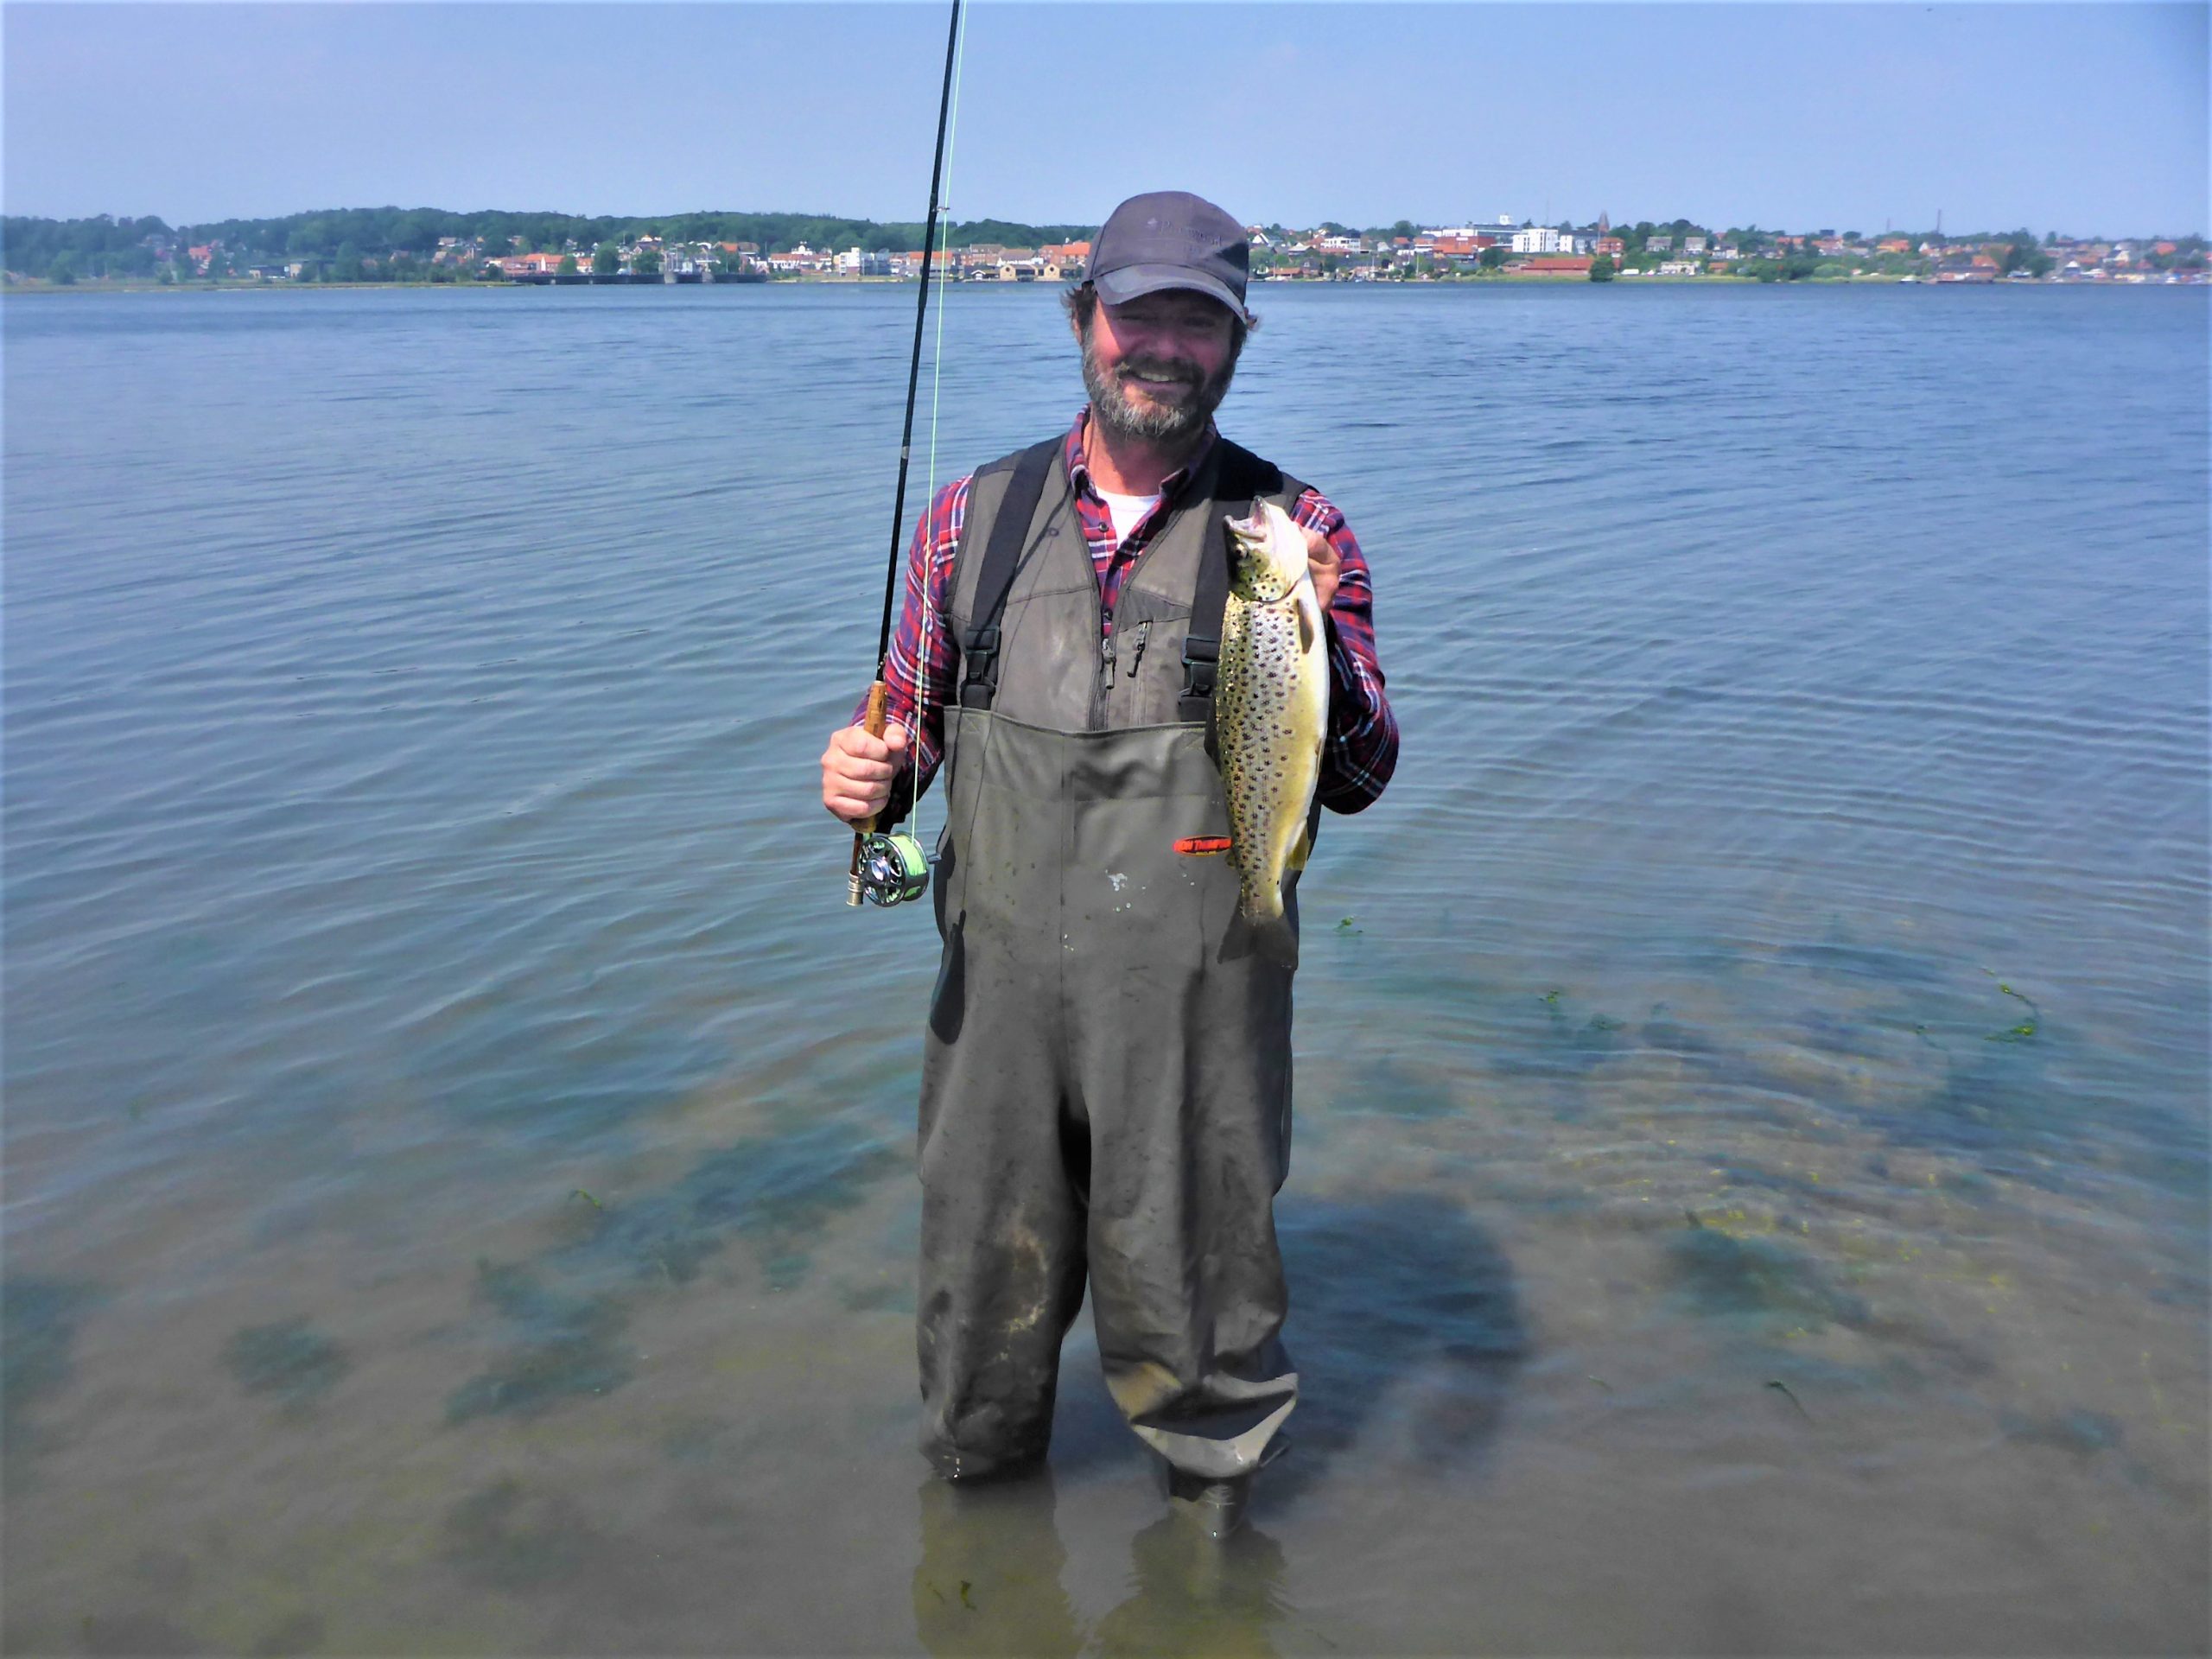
[4,283,2206,1656]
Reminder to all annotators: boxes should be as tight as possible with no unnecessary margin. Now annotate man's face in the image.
[1077,289,1242,444]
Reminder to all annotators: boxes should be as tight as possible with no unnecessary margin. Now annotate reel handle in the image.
[847,680,892,906]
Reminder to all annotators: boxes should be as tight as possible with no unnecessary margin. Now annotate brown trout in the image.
[1217,500,1329,965]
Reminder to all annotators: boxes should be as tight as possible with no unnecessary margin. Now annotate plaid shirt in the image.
[860,410,1398,816]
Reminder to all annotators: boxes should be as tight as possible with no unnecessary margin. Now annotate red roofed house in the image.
[1041,240,1091,278]
[1516,256,1593,276]
[495,252,567,277]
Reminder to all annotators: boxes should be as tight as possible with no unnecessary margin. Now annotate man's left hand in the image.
[1304,525,1340,613]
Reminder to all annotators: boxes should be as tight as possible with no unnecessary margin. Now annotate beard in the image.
[1081,328,1239,446]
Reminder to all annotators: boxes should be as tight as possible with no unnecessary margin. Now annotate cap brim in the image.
[1093,264,1251,323]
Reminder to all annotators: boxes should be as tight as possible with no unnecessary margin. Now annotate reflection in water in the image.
[1093,1514,1288,1659]
[912,1471,1081,1658]
[909,1470,1291,1659]
[1275,1193,1528,1484]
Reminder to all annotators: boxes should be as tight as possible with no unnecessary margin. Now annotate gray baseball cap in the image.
[1090,191,1252,322]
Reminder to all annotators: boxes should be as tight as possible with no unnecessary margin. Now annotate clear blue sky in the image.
[5,3,2204,238]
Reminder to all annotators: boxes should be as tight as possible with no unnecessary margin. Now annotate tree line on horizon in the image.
[5,207,2202,286]
[0,207,1097,283]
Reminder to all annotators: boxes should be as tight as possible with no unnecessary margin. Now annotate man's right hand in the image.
[821,721,909,826]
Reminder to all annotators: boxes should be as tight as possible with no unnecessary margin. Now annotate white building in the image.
[836,247,892,276]
[1510,226,1572,255]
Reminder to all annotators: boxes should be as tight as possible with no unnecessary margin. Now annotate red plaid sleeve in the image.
[850,474,970,823]
[1289,488,1400,814]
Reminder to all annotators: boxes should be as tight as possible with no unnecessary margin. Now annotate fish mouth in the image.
[1225,512,1305,602]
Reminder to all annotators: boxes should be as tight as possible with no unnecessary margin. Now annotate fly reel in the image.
[849,830,931,908]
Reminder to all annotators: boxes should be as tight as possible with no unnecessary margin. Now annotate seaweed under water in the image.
[2,1278,99,1470]
[445,1116,901,1421]
[223,1315,351,1415]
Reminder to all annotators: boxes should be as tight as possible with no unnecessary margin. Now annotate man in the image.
[820,190,1398,1535]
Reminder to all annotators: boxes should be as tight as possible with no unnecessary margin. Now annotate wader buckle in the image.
[959,625,1001,709]
[1178,635,1219,721]
[1180,636,1218,695]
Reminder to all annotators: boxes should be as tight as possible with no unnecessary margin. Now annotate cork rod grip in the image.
[857,681,891,835]
[845,680,891,906]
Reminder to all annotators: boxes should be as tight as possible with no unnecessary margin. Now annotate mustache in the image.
[1116,357,1202,388]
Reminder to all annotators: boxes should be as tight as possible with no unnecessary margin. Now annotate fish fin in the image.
[1287,824,1312,872]
[1297,597,1316,654]
[1218,911,1300,969]
[1230,881,1301,969]
[1249,912,1300,970]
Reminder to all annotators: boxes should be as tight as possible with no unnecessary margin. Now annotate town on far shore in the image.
[733,218,2208,287]
[8,208,2206,289]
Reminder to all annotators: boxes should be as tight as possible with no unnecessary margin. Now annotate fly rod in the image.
[849,0,965,908]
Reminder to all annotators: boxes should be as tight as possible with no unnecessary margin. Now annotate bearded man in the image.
[819,190,1398,1536]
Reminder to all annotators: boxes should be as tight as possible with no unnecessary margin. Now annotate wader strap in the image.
[1179,442,1291,723]
[959,437,1062,710]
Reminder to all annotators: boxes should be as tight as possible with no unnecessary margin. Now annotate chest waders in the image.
[916,435,1312,1485]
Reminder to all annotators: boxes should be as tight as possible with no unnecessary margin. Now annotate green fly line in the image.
[908,0,968,850]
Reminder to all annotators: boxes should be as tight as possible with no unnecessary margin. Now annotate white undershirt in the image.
[1095,488,1161,547]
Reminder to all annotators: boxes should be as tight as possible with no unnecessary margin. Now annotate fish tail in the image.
[1236,880,1300,969]
[1245,911,1300,969]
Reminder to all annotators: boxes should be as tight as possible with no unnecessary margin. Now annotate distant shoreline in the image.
[7,270,2202,296]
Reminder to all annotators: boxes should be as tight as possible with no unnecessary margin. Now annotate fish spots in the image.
[1217,511,1325,911]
